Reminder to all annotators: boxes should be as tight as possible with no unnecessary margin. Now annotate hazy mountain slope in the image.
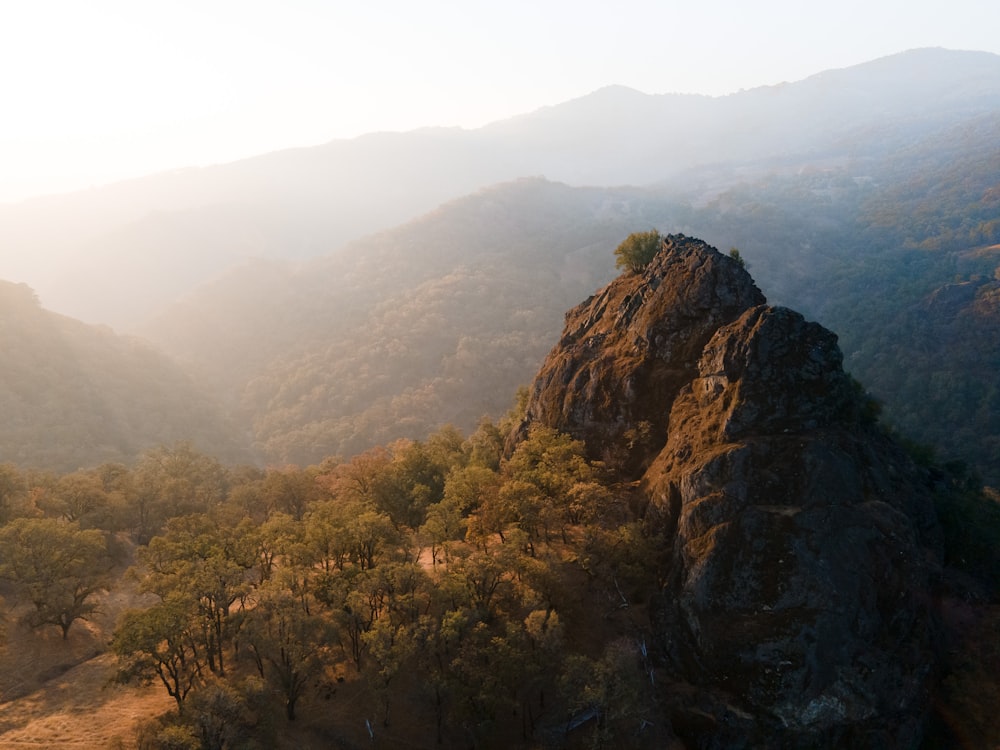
[2,48,998,328]
[139,179,686,463]
[676,113,1000,482]
[0,281,248,471]
[140,106,1000,481]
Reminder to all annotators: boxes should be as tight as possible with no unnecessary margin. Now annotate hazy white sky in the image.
[1,0,998,203]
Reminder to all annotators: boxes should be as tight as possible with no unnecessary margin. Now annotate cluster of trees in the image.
[1,407,998,747]
[0,413,668,748]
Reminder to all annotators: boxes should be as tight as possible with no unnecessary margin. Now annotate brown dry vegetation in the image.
[0,586,173,749]
[0,532,657,750]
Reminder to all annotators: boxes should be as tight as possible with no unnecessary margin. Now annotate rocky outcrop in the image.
[515,235,943,747]
[517,234,765,476]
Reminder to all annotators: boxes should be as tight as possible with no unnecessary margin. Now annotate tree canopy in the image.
[613,230,662,273]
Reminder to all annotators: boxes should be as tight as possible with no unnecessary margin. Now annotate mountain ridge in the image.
[2,47,998,327]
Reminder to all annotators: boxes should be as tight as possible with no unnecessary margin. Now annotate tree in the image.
[0,462,25,525]
[241,586,333,721]
[420,500,465,567]
[0,517,112,638]
[362,617,415,726]
[232,512,299,585]
[129,443,229,543]
[559,639,652,748]
[348,509,400,571]
[186,680,260,750]
[38,470,110,525]
[137,515,250,677]
[503,425,594,543]
[613,230,661,273]
[260,467,322,521]
[113,596,205,712]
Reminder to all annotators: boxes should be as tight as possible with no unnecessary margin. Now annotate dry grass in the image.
[0,651,172,749]
[0,575,171,749]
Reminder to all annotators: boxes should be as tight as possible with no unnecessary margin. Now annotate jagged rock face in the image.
[518,234,765,475]
[517,236,942,747]
[645,305,940,747]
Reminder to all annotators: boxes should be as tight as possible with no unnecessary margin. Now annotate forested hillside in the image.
[139,180,683,464]
[1,48,998,482]
[3,49,998,329]
[2,241,998,748]
[0,281,247,471]
[138,112,1000,484]
[681,113,1000,483]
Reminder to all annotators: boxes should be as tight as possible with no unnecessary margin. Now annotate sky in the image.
[1,0,999,204]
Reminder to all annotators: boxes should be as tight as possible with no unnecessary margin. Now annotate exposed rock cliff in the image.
[518,234,765,476]
[515,235,943,747]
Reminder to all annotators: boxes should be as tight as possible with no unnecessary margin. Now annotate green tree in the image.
[242,586,333,721]
[0,517,112,638]
[0,463,25,525]
[260,467,321,521]
[38,470,110,525]
[113,596,205,713]
[559,639,652,749]
[347,509,400,571]
[362,617,415,726]
[613,230,661,273]
[303,501,355,573]
[129,443,229,543]
[186,680,261,750]
[503,425,594,543]
[420,500,465,567]
[137,515,250,677]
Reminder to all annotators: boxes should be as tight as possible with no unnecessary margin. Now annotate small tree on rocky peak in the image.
[613,230,661,273]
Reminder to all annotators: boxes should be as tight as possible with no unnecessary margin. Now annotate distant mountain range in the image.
[1,47,999,482]
[2,48,998,328]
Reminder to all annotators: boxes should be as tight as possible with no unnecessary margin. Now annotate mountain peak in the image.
[516,233,765,475]
[513,233,942,744]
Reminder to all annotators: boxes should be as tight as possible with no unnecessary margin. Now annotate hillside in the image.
[2,48,998,328]
[0,49,997,481]
[3,236,996,749]
[0,281,247,471]
[516,235,950,745]
[680,113,1000,482]
[138,179,683,463]
[138,108,1000,483]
